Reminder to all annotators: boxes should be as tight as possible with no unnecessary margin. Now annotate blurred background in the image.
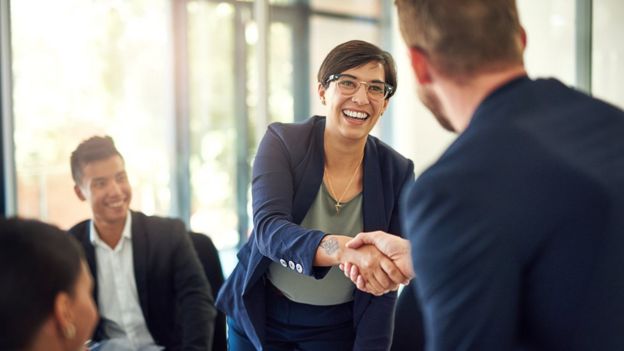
[1,0,622,275]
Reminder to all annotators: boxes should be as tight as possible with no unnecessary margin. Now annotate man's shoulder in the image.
[411,127,525,200]
[131,211,186,239]
[132,211,183,226]
[68,219,91,240]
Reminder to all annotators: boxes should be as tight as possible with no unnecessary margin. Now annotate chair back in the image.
[189,232,226,351]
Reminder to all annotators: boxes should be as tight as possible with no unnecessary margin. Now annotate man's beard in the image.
[417,85,455,133]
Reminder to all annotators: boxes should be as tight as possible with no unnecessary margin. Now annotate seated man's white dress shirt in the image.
[90,212,162,350]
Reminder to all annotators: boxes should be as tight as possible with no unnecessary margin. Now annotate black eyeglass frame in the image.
[325,73,394,99]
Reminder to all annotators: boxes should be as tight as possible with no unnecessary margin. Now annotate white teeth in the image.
[343,109,369,119]
[108,201,124,208]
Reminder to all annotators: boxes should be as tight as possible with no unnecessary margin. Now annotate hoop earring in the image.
[64,323,76,339]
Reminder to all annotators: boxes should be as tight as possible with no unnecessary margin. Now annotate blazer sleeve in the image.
[251,125,328,278]
[171,221,218,351]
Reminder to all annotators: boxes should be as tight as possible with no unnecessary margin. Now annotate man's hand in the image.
[340,244,404,296]
[314,233,410,295]
[341,231,414,292]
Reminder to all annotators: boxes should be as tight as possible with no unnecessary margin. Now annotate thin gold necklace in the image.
[324,158,363,214]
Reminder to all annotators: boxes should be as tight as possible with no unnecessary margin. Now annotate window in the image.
[518,0,576,85]
[10,0,173,228]
[187,1,240,251]
[593,0,624,107]
[3,0,389,276]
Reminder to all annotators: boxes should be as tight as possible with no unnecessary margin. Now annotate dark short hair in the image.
[70,135,123,185]
[0,218,85,350]
[395,0,523,77]
[317,40,398,99]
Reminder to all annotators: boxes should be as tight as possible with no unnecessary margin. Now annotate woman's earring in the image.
[64,323,76,339]
[321,97,326,105]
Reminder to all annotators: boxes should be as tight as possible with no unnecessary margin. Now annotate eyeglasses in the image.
[326,74,394,100]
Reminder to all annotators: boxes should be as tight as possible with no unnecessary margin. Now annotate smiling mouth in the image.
[342,109,369,121]
[107,200,126,209]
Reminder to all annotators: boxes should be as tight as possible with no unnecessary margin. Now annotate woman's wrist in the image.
[315,234,350,266]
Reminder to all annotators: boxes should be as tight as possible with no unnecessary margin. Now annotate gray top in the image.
[267,183,363,305]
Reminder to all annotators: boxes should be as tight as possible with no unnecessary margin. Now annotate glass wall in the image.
[593,0,624,108]
[5,0,387,275]
[187,1,239,250]
[10,0,173,228]
[311,0,379,17]
[185,1,303,259]
[517,0,576,85]
[268,22,295,123]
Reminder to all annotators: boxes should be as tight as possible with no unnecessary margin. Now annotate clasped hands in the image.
[339,231,414,296]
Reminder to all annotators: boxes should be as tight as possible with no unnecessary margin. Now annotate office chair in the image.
[189,232,227,351]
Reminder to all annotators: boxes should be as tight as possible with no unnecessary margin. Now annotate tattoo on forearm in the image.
[320,237,339,256]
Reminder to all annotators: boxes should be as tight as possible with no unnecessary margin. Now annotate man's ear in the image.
[408,47,433,85]
[519,26,527,50]
[74,184,86,202]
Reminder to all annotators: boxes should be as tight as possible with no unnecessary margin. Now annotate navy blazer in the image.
[70,211,217,351]
[403,77,624,350]
[216,116,414,350]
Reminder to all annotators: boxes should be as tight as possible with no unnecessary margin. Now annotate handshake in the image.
[333,231,414,296]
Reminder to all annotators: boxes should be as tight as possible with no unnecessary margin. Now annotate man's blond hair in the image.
[395,0,524,77]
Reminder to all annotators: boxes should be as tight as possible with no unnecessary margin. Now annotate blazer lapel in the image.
[362,138,387,232]
[82,225,99,305]
[292,118,325,224]
[131,211,150,320]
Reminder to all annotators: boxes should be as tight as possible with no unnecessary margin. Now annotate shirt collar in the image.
[89,211,132,247]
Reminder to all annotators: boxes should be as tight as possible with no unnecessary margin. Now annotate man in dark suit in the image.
[69,136,216,350]
[346,0,624,350]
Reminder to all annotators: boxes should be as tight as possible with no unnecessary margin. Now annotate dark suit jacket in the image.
[216,116,415,350]
[70,211,217,351]
[402,77,624,350]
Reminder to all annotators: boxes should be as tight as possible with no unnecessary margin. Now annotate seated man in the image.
[69,135,216,350]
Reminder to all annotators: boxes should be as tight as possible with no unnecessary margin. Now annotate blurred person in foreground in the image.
[69,136,216,350]
[0,217,98,351]
[345,0,624,350]
[216,40,415,351]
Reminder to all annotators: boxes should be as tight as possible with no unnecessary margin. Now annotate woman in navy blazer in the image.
[216,40,414,351]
